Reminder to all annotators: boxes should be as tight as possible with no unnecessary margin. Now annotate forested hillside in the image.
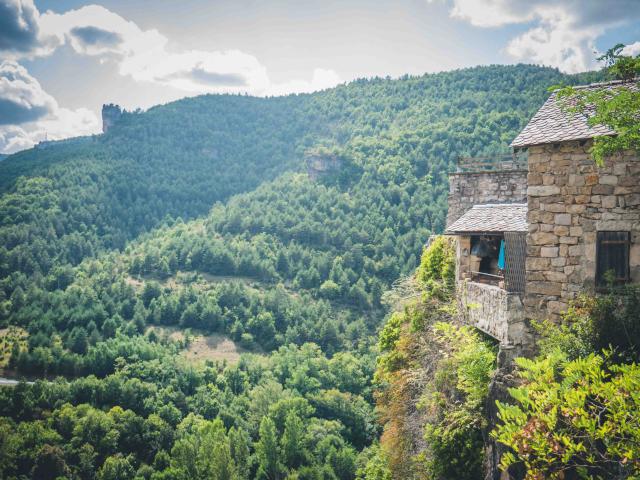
[0,65,604,479]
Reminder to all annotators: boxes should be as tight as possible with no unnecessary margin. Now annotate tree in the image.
[68,327,89,354]
[171,417,239,480]
[142,281,162,307]
[229,427,251,480]
[557,44,640,165]
[319,280,340,299]
[355,444,391,480]
[280,412,306,470]
[31,445,69,480]
[255,417,282,480]
[97,454,135,480]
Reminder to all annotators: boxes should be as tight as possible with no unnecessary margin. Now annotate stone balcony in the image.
[457,280,528,345]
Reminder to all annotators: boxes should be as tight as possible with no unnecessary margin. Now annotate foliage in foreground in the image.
[494,287,640,479]
[494,352,640,479]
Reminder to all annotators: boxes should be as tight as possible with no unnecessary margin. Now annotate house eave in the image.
[510,132,615,149]
[445,230,525,236]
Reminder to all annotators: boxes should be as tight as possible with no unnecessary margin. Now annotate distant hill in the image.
[0,65,603,279]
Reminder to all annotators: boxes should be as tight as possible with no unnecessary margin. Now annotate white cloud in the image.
[622,41,640,57]
[0,0,41,54]
[267,68,343,96]
[438,0,640,73]
[505,17,603,74]
[448,0,535,27]
[11,3,339,96]
[0,61,99,153]
[0,60,55,124]
[0,1,341,152]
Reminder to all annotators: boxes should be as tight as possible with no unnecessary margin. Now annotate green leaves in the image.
[493,352,640,479]
[556,44,640,165]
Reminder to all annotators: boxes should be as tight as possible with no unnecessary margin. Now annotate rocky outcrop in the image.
[306,151,342,180]
[483,345,531,480]
[102,104,123,133]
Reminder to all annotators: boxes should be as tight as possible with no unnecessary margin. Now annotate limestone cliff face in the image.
[102,104,123,133]
[305,151,342,180]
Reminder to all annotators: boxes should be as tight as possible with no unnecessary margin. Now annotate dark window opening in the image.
[596,231,630,288]
[470,235,504,285]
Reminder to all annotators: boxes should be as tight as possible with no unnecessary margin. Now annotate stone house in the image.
[446,80,639,347]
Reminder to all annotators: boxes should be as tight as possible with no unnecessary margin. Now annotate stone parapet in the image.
[458,280,529,345]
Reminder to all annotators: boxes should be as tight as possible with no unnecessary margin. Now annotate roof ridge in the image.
[572,77,639,91]
[473,203,527,208]
[510,79,639,147]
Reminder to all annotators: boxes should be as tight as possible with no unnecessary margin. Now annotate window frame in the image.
[595,230,631,288]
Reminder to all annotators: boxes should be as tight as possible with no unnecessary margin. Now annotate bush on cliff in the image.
[374,236,496,479]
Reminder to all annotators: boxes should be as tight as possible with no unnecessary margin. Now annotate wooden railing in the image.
[470,271,504,286]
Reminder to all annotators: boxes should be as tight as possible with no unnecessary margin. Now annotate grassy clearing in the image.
[0,327,27,368]
[148,326,255,365]
[126,271,262,293]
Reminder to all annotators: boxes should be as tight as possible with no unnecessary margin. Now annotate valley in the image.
[0,65,607,479]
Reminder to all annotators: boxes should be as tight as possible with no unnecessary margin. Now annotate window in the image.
[596,231,631,287]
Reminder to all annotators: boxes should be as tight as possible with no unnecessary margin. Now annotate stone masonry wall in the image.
[458,280,528,345]
[525,140,640,321]
[447,170,528,227]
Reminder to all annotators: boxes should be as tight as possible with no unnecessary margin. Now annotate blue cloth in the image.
[498,239,505,270]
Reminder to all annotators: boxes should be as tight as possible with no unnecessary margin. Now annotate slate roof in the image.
[511,79,638,148]
[446,203,528,234]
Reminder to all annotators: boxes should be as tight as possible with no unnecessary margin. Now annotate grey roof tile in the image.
[446,203,527,234]
[511,79,638,148]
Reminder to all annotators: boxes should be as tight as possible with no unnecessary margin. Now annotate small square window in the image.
[596,231,631,287]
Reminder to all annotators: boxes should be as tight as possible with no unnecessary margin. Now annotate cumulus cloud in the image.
[437,0,640,73]
[0,0,40,54]
[622,41,640,57]
[3,2,338,96]
[0,60,55,124]
[0,1,340,152]
[0,61,99,153]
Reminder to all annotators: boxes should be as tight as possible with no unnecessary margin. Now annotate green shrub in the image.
[589,285,640,361]
[493,351,640,479]
[536,286,640,362]
[420,323,497,480]
[416,236,455,300]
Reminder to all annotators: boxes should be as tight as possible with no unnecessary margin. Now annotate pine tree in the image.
[280,412,306,470]
[256,417,281,480]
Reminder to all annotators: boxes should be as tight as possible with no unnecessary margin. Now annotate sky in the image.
[0,0,639,153]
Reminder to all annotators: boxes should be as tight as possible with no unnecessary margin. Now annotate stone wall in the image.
[447,170,528,227]
[458,280,528,345]
[454,235,472,281]
[525,140,640,321]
